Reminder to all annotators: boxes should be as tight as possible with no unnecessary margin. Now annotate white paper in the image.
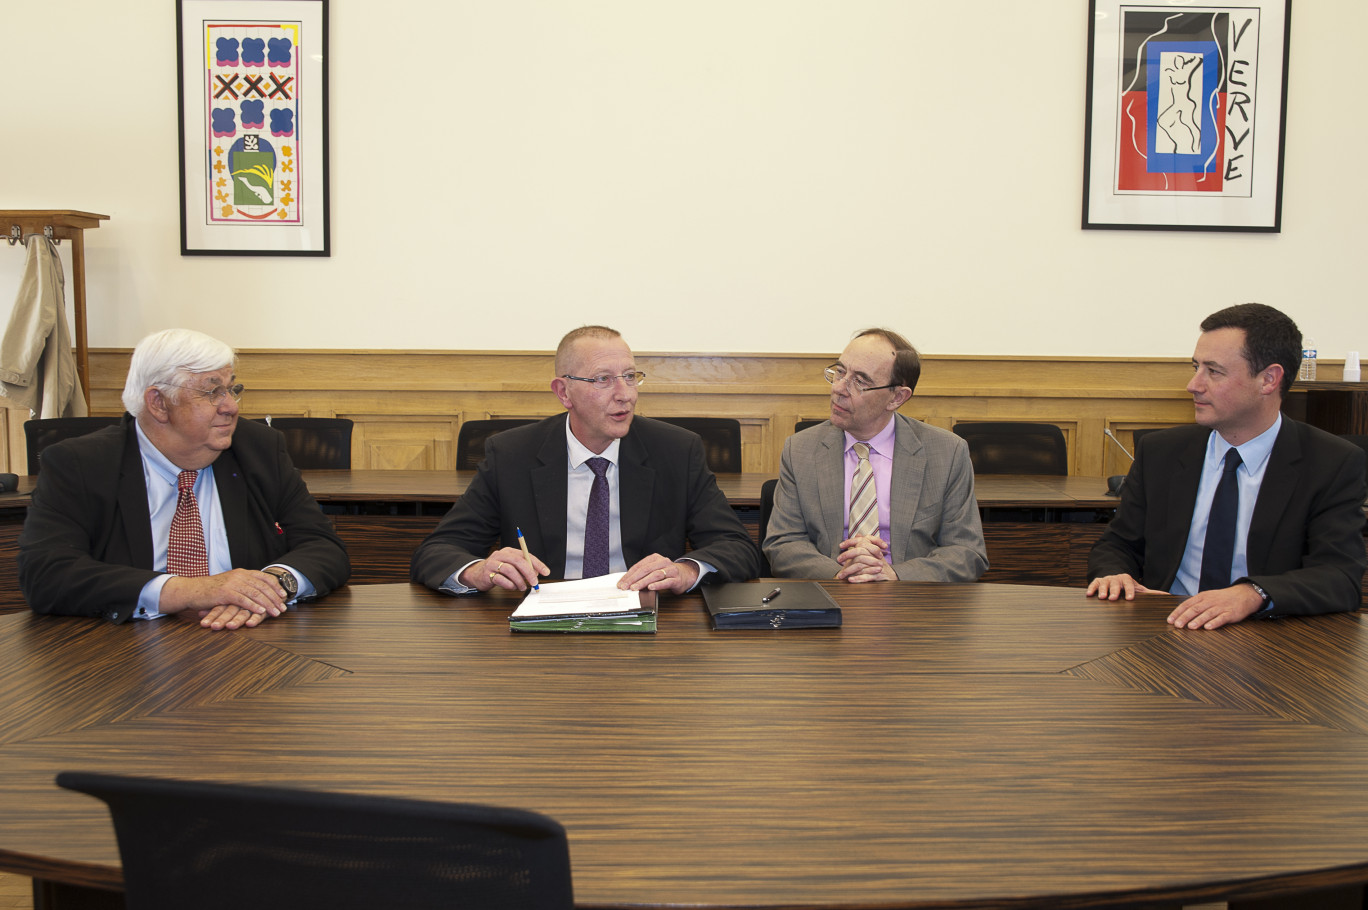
[510,573,640,618]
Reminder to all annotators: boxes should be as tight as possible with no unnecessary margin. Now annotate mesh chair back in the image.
[759,478,778,545]
[655,417,742,473]
[56,771,574,910]
[758,477,779,576]
[256,417,353,469]
[457,419,539,470]
[23,417,124,474]
[952,422,1069,475]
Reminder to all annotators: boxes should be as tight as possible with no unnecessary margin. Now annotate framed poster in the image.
[1082,1,1291,232]
[177,0,330,255]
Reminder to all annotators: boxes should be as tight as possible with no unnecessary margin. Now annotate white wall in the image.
[1,1,1364,358]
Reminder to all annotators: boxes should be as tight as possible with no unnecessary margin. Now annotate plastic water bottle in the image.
[1299,336,1317,381]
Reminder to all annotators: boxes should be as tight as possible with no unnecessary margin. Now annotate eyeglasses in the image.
[168,382,245,405]
[562,371,647,389]
[824,364,900,394]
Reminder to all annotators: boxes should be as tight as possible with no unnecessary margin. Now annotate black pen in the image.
[761,587,782,604]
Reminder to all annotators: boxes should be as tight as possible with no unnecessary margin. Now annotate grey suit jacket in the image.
[763,414,988,581]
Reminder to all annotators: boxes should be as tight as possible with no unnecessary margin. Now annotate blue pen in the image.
[516,527,539,591]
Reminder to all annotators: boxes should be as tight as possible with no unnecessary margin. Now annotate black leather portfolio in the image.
[702,581,842,630]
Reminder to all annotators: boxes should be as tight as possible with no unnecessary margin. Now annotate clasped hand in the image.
[161,568,293,631]
[835,534,896,583]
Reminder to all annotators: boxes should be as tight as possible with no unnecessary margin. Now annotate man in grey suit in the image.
[763,328,987,582]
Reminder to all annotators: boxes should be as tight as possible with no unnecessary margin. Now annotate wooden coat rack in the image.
[2,209,109,407]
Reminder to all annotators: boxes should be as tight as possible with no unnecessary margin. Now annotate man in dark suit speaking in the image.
[1088,304,1366,629]
[19,329,350,629]
[412,325,760,595]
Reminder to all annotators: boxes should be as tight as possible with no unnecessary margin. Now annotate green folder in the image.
[509,609,656,633]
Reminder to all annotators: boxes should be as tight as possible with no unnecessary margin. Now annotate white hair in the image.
[122,329,236,417]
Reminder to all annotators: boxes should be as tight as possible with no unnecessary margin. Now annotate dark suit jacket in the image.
[18,415,351,623]
[411,413,760,589]
[1088,420,1366,616]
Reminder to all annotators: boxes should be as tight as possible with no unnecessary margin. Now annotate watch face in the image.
[269,568,297,596]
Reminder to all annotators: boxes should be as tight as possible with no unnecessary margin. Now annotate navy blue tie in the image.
[1199,448,1243,592]
[583,457,611,578]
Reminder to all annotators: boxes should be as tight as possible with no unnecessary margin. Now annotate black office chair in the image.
[56,771,574,910]
[456,419,539,471]
[758,477,778,576]
[656,417,742,473]
[951,422,1068,475]
[1131,426,1180,453]
[256,417,353,469]
[23,416,124,474]
[795,419,825,433]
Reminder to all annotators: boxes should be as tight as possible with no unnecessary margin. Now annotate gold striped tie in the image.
[849,443,878,539]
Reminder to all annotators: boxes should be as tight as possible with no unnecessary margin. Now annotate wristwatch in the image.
[263,566,298,599]
[1244,580,1272,613]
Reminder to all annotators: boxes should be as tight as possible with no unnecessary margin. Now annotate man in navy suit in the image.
[411,325,759,595]
[1088,304,1366,629]
[19,329,349,629]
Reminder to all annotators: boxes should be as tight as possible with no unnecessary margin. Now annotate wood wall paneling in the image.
[2,350,1213,475]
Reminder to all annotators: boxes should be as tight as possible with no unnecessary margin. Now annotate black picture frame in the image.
[1082,0,1291,232]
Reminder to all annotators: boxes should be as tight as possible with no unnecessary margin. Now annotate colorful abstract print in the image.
[202,19,305,224]
[1115,9,1259,197]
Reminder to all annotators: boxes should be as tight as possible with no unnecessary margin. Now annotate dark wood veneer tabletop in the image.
[4,583,1368,908]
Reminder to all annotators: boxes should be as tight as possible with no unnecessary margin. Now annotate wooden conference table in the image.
[4,582,1368,908]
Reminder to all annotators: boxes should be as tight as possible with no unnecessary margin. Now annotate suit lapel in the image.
[212,447,251,565]
[617,427,654,566]
[118,424,155,569]
[888,415,925,564]
[816,425,846,557]
[1160,430,1209,587]
[1246,420,1299,572]
[530,417,570,574]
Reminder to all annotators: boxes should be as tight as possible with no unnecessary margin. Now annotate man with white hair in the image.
[19,329,350,628]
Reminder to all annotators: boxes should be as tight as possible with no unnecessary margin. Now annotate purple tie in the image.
[583,457,611,578]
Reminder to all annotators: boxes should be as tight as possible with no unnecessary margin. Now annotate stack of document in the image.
[509,573,657,633]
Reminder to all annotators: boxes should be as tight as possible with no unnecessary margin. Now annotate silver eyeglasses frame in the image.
[561,371,647,389]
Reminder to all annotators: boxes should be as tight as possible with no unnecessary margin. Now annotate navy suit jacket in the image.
[411,413,761,588]
[1088,420,1366,616]
[19,415,351,622]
